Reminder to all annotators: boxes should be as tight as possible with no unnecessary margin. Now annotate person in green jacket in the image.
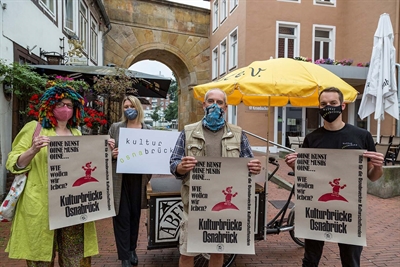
[6,84,98,266]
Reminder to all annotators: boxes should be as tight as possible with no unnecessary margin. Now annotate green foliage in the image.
[168,79,178,101]
[164,100,177,122]
[0,60,47,99]
[164,79,178,122]
[151,105,161,123]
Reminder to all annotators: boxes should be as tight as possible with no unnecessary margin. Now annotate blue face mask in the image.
[124,108,138,121]
[202,103,225,131]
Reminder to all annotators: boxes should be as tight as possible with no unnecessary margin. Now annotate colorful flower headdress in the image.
[38,84,85,129]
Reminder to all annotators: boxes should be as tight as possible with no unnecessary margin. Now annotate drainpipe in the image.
[95,0,112,65]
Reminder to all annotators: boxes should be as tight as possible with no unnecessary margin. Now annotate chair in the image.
[298,136,305,146]
[388,136,400,165]
[375,143,393,165]
[372,135,378,143]
[395,149,400,165]
[380,135,393,145]
[391,136,400,146]
[288,136,302,149]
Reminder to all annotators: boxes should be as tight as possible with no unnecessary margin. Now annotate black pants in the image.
[303,239,363,267]
[113,175,142,260]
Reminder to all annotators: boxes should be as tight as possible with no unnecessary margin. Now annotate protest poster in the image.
[47,135,115,230]
[294,148,367,246]
[117,128,180,174]
[187,157,255,254]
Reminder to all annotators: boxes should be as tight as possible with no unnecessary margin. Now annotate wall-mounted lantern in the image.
[39,37,66,65]
[40,49,64,65]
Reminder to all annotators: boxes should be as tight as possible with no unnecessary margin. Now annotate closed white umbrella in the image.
[358,13,399,139]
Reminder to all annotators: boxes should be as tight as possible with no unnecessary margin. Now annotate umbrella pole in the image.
[264,97,271,240]
[377,119,381,141]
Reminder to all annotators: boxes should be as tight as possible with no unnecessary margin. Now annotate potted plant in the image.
[0,60,46,101]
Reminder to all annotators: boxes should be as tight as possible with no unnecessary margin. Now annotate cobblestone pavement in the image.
[1,158,399,267]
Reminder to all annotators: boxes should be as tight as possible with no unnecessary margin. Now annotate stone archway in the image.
[103,0,211,129]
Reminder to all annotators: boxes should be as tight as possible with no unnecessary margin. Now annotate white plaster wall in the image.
[0,83,13,197]
[2,0,66,59]
[0,0,105,196]
[0,1,14,197]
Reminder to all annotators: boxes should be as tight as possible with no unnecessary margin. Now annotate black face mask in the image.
[319,105,342,123]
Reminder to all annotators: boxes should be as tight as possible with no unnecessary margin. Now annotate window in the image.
[220,39,227,75]
[79,1,88,52]
[229,28,238,70]
[64,0,74,32]
[212,0,219,32]
[229,0,238,12]
[40,0,56,15]
[212,46,219,80]
[220,0,228,23]
[90,16,98,62]
[313,26,335,61]
[277,22,300,58]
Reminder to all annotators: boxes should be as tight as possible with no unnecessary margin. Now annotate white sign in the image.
[294,148,367,246]
[248,106,268,111]
[187,157,255,254]
[47,135,115,230]
[67,57,88,65]
[117,128,180,174]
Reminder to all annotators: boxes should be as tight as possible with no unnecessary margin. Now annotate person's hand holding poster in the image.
[187,157,255,255]
[47,135,115,230]
[117,128,180,174]
[294,148,367,246]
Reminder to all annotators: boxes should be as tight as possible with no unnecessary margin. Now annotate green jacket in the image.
[5,121,98,261]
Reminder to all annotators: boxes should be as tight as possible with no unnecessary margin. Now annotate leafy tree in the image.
[93,68,134,99]
[168,78,178,101]
[164,101,177,122]
[151,105,161,124]
[164,79,178,122]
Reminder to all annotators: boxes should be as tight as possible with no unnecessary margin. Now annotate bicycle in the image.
[146,156,303,267]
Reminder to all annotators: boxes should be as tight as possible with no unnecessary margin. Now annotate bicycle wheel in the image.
[193,253,236,267]
[287,208,305,247]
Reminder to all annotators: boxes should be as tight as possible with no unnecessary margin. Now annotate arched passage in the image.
[103,0,211,129]
[127,48,199,126]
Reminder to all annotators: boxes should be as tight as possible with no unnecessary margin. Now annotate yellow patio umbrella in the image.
[193,58,358,106]
[193,58,359,240]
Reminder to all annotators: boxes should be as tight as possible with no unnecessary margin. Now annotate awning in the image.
[30,65,172,99]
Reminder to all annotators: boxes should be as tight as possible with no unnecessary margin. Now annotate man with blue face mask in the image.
[285,87,384,267]
[170,88,262,267]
